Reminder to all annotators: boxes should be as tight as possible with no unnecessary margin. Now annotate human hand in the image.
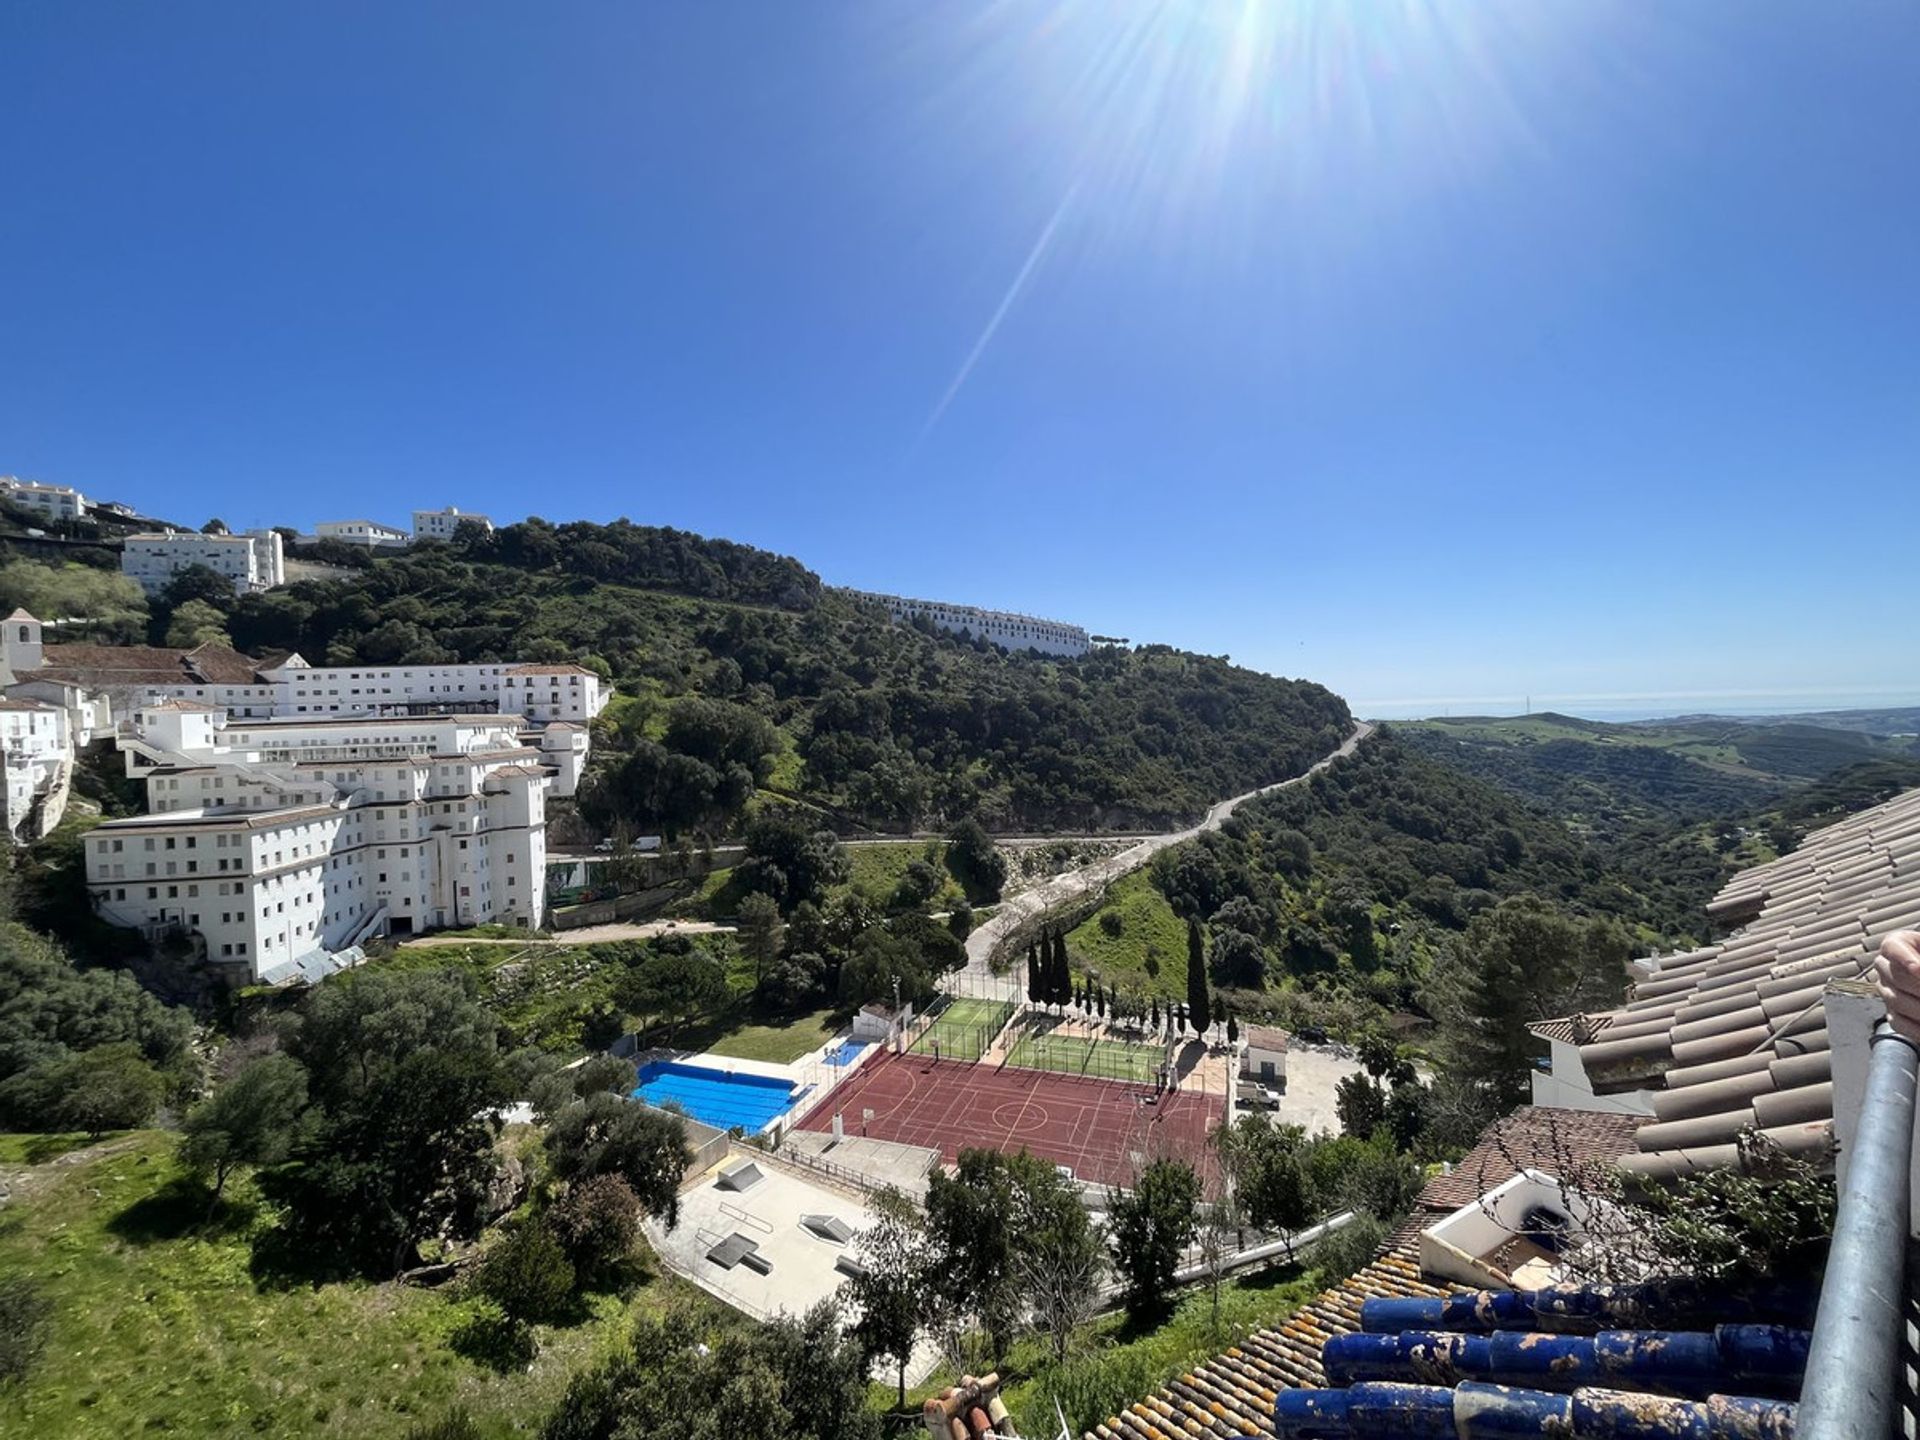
[1873,930,1920,1043]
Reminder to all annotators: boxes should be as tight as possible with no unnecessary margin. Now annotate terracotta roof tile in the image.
[1085,1255,1444,1440]
[1414,1106,1640,1213]
[1572,783,1920,1180]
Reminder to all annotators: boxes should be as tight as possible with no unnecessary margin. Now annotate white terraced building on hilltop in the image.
[857,591,1090,657]
[0,476,89,522]
[413,506,492,542]
[313,519,410,549]
[120,528,286,596]
[85,703,553,983]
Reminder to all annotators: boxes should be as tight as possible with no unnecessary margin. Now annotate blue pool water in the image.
[826,1040,871,1067]
[631,1060,802,1133]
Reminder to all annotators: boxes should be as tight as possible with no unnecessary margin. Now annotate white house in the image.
[120,529,286,596]
[0,476,88,522]
[412,507,493,543]
[854,591,1090,657]
[0,699,72,842]
[85,703,553,982]
[313,519,409,549]
[1239,1024,1290,1100]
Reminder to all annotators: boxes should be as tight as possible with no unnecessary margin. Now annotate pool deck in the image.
[646,1149,942,1385]
[651,1032,886,1135]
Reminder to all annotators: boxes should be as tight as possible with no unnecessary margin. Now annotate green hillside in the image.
[187,520,1354,835]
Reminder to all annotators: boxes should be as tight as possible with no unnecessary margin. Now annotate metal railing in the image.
[1799,1019,1917,1440]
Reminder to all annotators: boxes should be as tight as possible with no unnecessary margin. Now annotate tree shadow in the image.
[1112,1298,1177,1343]
[246,1223,364,1291]
[13,1131,100,1165]
[449,1307,537,1373]
[106,1177,258,1245]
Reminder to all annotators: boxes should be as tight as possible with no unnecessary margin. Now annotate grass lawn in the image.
[1004,1029,1163,1085]
[1064,871,1188,1002]
[838,841,966,909]
[704,1005,842,1064]
[0,1131,730,1440]
[910,996,1015,1061]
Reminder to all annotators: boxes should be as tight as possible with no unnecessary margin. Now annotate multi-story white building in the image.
[0,614,607,742]
[0,476,89,522]
[412,507,493,543]
[0,698,72,842]
[120,529,286,596]
[313,519,410,549]
[856,591,1090,657]
[85,703,553,983]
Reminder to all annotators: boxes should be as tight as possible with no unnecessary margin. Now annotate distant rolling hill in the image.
[1396,710,1920,835]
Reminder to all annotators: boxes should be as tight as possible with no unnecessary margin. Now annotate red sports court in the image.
[795,1047,1225,1191]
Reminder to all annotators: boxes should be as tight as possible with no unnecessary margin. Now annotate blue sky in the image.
[3,2,1915,718]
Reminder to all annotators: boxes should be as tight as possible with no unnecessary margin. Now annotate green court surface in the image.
[909,996,1016,1062]
[1004,1028,1163,1084]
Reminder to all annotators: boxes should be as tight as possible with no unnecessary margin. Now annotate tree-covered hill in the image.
[1399,711,1918,836]
[191,520,1351,834]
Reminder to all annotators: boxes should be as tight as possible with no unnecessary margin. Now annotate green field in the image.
[838,841,967,909]
[909,996,1015,1061]
[1063,870,1189,1001]
[1005,1028,1164,1084]
[0,1131,728,1439]
[704,1005,841,1064]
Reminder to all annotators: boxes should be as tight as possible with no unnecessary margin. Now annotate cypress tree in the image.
[1052,929,1070,1006]
[1185,917,1211,1035]
[1025,940,1039,1006]
[1150,996,1160,1030]
[1225,1008,1239,1045]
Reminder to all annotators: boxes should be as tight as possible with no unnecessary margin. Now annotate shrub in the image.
[548,1175,642,1284]
[473,1221,575,1326]
[1309,1212,1388,1285]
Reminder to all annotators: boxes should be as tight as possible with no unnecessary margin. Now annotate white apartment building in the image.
[0,699,72,843]
[149,657,606,732]
[313,519,409,549]
[858,591,1090,657]
[85,703,552,983]
[0,476,89,522]
[0,614,607,742]
[413,506,493,542]
[121,529,286,596]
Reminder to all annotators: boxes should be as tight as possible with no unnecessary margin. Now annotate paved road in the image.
[956,721,1376,995]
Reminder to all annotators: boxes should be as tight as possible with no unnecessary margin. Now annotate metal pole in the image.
[1799,1020,1918,1440]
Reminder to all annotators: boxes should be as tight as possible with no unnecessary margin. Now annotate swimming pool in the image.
[826,1039,871,1067]
[631,1060,803,1133]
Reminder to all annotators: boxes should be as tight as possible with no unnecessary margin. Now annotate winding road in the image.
[956,720,1376,995]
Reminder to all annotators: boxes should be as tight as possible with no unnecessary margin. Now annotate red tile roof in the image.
[1413,1106,1640,1213]
[1572,784,1920,1181]
[27,640,267,688]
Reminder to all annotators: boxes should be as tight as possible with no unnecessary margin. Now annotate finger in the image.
[1882,985,1920,1026]
[1875,945,1920,990]
[1882,931,1920,969]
